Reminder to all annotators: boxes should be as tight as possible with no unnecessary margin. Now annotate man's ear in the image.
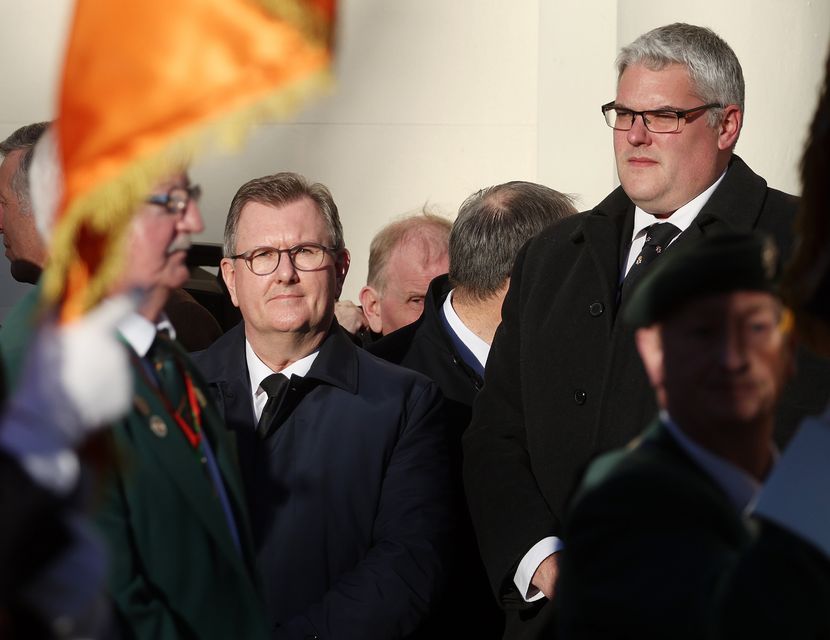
[334,249,350,300]
[717,105,742,151]
[635,326,665,390]
[220,258,240,308]
[359,285,384,334]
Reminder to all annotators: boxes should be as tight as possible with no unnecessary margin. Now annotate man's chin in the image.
[10,259,43,285]
[162,263,191,291]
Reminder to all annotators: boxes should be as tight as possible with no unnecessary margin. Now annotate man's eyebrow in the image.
[613,102,680,111]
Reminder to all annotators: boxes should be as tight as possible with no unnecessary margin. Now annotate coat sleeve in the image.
[461,240,560,607]
[277,380,454,640]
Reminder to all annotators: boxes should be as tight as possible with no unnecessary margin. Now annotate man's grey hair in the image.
[617,23,744,127]
[449,181,577,300]
[0,122,50,213]
[223,172,344,257]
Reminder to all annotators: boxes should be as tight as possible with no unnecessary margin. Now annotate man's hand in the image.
[335,300,370,335]
[531,553,559,600]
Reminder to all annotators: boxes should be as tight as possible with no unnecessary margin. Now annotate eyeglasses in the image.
[230,243,337,275]
[146,184,202,215]
[601,102,723,133]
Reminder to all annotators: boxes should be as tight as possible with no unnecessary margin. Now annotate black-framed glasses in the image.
[230,243,338,275]
[146,184,202,215]
[601,102,723,133]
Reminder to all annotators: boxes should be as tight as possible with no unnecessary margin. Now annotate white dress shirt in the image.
[246,340,319,423]
[442,289,490,370]
[622,170,727,277]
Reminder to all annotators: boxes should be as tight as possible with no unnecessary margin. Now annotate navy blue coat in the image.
[192,322,453,640]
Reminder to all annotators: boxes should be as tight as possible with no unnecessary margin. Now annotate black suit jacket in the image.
[369,275,503,639]
[192,322,454,640]
[462,156,830,639]
[369,275,483,432]
[558,421,830,639]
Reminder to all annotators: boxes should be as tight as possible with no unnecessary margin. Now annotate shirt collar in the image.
[245,339,320,400]
[118,312,176,358]
[631,169,728,242]
[442,289,490,369]
[661,410,776,513]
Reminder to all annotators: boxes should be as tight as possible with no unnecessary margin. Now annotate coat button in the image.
[574,389,587,405]
[588,302,604,317]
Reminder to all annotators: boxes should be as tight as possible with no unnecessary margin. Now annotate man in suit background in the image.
[557,233,830,638]
[369,180,576,638]
[358,210,451,337]
[192,172,453,639]
[0,122,50,285]
[462,22,829,639]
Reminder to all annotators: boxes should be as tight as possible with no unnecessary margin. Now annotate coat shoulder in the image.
[356,343,440,396]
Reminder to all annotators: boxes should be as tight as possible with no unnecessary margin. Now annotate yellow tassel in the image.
[43,68,333,318]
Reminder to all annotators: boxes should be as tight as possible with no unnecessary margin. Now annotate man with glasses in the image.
[463,23,826,639]
[192,172,453,639]
[93,173,271,640]
[20,130,270,638]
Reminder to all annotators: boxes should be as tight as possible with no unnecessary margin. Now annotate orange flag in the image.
[44,0,335,319]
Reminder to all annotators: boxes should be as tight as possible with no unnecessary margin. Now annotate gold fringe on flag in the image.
[44,0,335,320]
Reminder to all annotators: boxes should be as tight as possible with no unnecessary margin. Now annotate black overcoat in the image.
[462,156,830,639]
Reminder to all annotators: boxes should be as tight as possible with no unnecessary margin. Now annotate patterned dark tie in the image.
[620,222,681,303]
[148,333,187,413]
[257,373,290,439]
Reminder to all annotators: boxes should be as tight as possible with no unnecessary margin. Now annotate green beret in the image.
[623,232,781,327]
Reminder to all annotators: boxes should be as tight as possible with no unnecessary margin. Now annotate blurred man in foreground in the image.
[23,133,268,639]
[558,233,830,639]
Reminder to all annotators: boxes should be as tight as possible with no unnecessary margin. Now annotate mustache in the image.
[166,235,192,255]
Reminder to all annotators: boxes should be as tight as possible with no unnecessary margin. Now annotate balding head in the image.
[360,210,451,335]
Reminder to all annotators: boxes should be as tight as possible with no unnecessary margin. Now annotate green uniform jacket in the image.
[557,421,830,639]
[94,337,269,640]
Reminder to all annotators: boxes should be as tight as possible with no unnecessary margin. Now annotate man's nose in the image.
[272,250,300,283]
[719,330,748,371]
[626,114,652,146]
[180,200,205,234]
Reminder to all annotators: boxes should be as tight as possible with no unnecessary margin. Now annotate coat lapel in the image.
[670,156,768,249]
[128,370,249,574]
[576,187,633,321]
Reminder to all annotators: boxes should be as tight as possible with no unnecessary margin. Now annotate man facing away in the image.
[557,233,830,639]
[463,22,830,639]
[192,172,453,639]
[369,180,576,638]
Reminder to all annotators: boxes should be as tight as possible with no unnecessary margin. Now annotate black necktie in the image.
[621,222,681,303]
[257,373,290,439]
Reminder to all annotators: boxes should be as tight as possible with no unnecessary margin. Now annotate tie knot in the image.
[645,222,680,247]
[260,373,289,398]
[148,332,174,364]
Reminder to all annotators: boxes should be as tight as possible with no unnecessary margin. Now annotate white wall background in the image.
[1,0,828,319]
